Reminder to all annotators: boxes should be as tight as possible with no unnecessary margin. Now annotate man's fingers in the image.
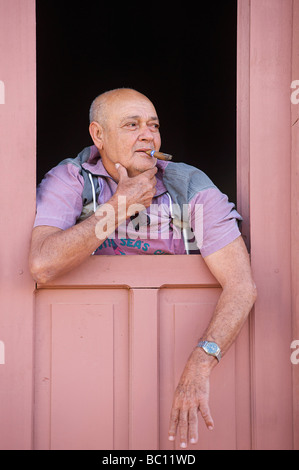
[143,166,158,180]
[178,410,188,448]
[168,407,199,448]
[169,404,213,448]
[169,408,189,448]
[115,163,157,178]
[168,407,179,441]
[199,401,214,431]
[116,163,157,184]
[188,407,199,444]
[115,163,128,180]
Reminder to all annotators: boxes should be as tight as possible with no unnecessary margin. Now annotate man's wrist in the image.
[197,340,222,362]
[191,347,218,374]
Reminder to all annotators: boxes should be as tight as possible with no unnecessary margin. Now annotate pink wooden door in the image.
[34,288,129,450]
[34,256,251,450]
[0,0,36,450]
[159,287,251,450]
[33,0,299,446]
[237,0,298,450]
[1,0,298,451]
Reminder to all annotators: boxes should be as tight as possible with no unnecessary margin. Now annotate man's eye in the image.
[126,122,137,128]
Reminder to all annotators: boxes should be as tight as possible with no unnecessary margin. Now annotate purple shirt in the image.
[34,147,242,257]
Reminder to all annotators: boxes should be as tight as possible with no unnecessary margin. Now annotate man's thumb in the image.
[115,163,128,180]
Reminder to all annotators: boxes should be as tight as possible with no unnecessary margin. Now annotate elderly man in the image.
[30,88,257,449]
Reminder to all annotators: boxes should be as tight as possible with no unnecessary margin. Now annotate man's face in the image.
[98,92,162,177]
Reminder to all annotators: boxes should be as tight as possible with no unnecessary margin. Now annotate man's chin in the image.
[129,160,157,176]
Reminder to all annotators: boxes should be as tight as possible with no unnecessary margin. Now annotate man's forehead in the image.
[120,114,159,122]
[109,97,158,120]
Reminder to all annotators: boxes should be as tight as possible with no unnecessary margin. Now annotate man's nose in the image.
[138,125,154,141]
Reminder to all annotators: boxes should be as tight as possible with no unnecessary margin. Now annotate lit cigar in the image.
[145,150,173,161]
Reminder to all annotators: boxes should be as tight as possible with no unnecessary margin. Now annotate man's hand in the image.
[114,163,157,214]
[29,163,157,284]
[168,348,215,448]
[167,237,257,449]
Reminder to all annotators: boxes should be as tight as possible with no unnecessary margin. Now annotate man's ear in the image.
[89,121,104,149]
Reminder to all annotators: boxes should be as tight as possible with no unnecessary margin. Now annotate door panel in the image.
[159,288,250,450]
[34,289,129,450]
[34,257,251,450]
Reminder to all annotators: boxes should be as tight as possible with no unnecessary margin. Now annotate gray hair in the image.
[89,91,109,124]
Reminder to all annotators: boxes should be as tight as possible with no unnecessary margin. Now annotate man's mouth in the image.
[135,149,154,157]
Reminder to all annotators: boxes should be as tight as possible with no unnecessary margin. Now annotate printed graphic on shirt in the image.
[94,202,184,255]
[94,237,167,255]
[93,200,203,255]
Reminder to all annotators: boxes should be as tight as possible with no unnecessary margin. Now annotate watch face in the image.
[205,342,219,354]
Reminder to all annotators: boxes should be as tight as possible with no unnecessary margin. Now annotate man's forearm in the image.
[197,282,257,369]
[168,237,257,447]
[30,196,125,283]
[30,164,158,284]
[194,236,257,368]
[168,281,257,447]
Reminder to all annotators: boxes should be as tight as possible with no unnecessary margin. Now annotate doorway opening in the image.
[36,1,237,203]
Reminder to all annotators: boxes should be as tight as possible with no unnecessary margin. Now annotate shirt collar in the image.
[82,145,168,198]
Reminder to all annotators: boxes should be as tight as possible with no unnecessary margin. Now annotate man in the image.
[29,88,257,448]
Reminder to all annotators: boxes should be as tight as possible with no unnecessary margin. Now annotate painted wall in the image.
[237,0,299,449]
[0,0,36,450]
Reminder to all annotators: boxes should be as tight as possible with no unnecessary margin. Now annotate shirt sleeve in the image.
[33,163,84,230]
[189,187,243,258]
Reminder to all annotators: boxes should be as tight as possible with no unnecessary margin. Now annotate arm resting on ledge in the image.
[29,166,157,284]
[168,235,257,448]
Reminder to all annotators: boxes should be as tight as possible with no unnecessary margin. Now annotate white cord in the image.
[166,192,189,255]
[89,173,97,255]
[166,192,173,218]
[88,173,97,213]
[183,227,190,255]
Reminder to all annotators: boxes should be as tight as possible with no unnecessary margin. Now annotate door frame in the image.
[0,0,298,450]
[0,0,36,450]
[237,0,299,450]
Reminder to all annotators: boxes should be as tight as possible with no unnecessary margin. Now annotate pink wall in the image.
[0,0,298,450]
[0,0,36,450]
[291,0,299,447]
[249,0,293,449]
[237,0,299,449]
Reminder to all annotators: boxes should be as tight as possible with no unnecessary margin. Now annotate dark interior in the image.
[36,0,237,203]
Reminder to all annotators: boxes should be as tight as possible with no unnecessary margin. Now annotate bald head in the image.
[88,87,161,178]
[89,88,152,125]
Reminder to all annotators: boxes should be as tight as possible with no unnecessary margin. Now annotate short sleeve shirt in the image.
[34,147,242,257]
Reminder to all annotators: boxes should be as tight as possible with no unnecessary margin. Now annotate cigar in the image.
[145,150,173,161]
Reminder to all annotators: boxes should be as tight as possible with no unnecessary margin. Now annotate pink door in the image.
[0,0,298,450]
[34,256,251,450]
[34,287,130,450]
[0,0,36,450]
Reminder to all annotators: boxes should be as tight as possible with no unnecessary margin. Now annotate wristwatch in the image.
[197,341,221,362]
